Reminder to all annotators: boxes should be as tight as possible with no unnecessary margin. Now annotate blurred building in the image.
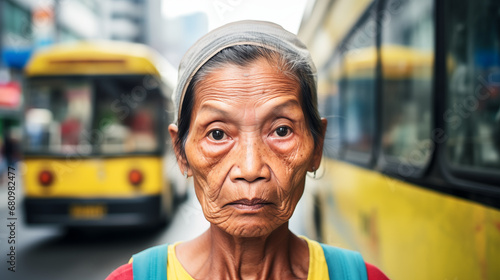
[1,0,104,70]
[154,12,208,67]
[101,0,145,42]
[0,0,166,68]
[57,0,102,41]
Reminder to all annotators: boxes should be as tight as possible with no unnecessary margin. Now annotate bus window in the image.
[93,77,163,154]
[320,54,343,159]
[445,0,500,173]
[24,76,164,156]
[25,80,92,154]
[380,0,434,173]
[339,11,377,165]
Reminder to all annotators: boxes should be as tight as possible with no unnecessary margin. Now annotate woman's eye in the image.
[208,129,226,141]
[274,126,291,137]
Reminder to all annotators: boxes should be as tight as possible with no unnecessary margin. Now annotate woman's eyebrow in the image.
[197,104,231,118]
[265,99,303,120]
[270,99,301,113]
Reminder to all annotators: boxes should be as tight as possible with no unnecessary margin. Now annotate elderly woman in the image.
[107,20,388,280]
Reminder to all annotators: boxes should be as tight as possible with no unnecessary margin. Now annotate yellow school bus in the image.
[22,41,182,227]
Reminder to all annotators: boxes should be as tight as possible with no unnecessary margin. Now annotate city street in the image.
[0,180,308,280]
[2,0,500,279]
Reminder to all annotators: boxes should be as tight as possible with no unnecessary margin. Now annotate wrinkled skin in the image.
[169,57,326,279]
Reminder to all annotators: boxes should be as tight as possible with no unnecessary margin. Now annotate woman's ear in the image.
[168,124,190,176]
[311,118,327,171]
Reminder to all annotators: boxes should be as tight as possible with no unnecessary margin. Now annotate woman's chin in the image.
[217,218,281,238]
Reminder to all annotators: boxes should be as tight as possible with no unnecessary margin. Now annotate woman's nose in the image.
[230,135,271,183]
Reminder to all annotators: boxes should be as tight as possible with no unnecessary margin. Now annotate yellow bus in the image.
[300,0,500,279]
[22,41,182,228]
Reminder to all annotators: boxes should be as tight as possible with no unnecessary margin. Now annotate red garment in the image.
[106,263,132,280]
[105,262,389,280]
[366,262,390,280]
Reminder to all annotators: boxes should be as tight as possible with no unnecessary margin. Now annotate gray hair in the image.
[174,20,317,119]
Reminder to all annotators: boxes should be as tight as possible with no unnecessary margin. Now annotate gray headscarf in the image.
[174,20,317,120]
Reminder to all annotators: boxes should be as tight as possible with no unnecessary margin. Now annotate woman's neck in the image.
[176,223,309,280]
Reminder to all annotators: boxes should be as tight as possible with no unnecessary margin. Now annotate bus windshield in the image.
[24,76,165,156]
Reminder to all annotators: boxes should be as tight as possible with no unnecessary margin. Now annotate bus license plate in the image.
[69,204,107,219]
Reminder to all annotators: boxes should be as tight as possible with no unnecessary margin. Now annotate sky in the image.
[161,0,310,34]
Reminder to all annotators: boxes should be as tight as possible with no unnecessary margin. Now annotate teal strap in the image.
[320,243,368,280]
[132,243,169,280]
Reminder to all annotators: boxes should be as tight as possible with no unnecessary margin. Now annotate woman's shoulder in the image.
[106,239,390,280]
[105,242,183,280]
[303,237,389,280]
[105,263,133,280]
[365,262,390,280]
[104,255,390,280]
[105,260,389,280]
[105,242,169,280]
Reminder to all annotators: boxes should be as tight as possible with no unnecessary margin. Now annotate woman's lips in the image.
[227,199,273,211]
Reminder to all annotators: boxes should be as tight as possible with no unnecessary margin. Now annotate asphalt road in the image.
[0,179,308,280]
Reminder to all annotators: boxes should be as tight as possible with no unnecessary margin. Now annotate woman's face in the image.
[171,57,324,238]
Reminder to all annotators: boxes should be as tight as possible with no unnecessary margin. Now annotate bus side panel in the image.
[486,207,500,278]
[317,159,500,280]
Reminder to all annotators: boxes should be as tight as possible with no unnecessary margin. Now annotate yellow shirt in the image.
[166,236,329,280]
